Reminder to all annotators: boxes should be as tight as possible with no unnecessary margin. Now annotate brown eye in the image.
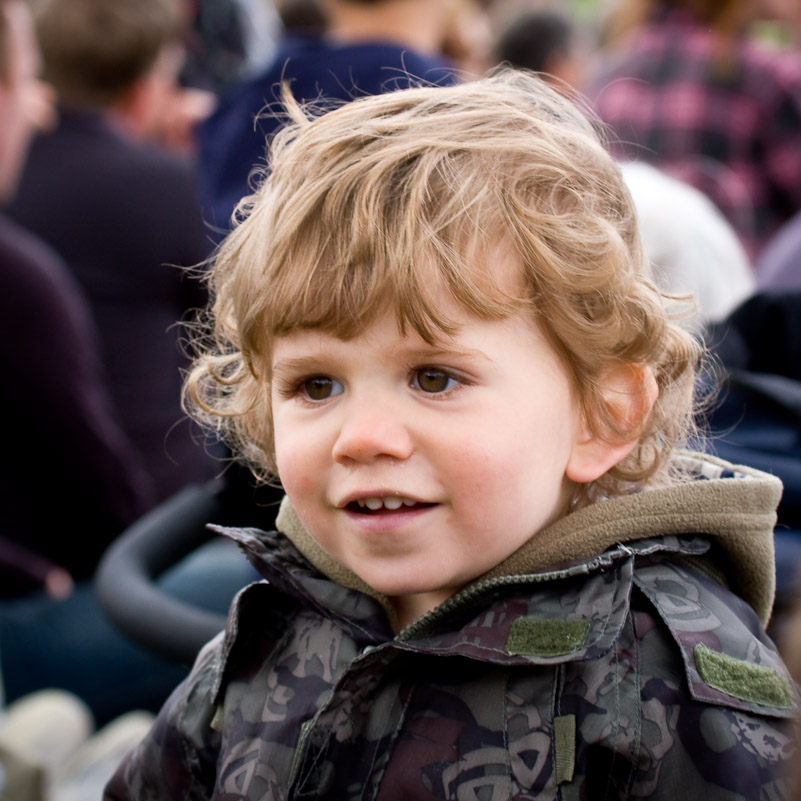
[413,369,455,394]
[303,377,342,401]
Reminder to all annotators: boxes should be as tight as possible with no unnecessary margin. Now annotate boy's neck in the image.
[322,0,451,56]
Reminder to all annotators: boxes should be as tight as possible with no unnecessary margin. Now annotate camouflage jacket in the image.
[105,454,797,800]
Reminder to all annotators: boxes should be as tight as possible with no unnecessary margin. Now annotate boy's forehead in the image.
[269,294,544,362]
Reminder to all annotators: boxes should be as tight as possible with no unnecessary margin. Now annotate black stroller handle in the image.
[95,481,229,665]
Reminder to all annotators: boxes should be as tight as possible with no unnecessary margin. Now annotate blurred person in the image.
[702,288,801,626]
[197,0,460,238]
[7,0,221,505]
[0,0,185,762]
[440,0,494,77]
[180,0,251,92]
[274,0,328,33]
[31,0,225,160]
[234,0,283,79]
[181,0,283,93]
[0,0,258,738]
[138,29,219,158]
[492,6,590,91]
[0,0,151,605]
[589,0,801,260]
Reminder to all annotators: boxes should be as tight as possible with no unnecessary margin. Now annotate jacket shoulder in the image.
[633,557,797,720]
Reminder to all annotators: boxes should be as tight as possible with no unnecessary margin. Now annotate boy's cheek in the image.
[274,443,321,506]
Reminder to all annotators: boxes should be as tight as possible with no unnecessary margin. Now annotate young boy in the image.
[105,70,796,800]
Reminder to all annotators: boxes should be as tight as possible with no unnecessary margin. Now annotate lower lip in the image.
[342,504,436,533]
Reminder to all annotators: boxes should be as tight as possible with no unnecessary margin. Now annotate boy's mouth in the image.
[346,496,435,514]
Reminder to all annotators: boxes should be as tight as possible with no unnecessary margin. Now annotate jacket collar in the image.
[268,452,781,628]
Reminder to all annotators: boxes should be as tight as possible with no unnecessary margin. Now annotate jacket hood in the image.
[274,451,782,628]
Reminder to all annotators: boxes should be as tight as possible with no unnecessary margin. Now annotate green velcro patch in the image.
[210,705,224,732]
[553,715,576,785]
[506,618,590,657]
[694,643,793,708]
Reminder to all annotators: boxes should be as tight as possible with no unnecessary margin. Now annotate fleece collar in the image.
[275,451,782,628]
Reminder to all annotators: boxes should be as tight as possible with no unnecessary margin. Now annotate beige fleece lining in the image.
[275,452,782,629]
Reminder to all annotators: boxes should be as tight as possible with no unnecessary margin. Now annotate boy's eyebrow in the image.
[271,343,492,375]
[403,345,492,364]
[271,354,334,376]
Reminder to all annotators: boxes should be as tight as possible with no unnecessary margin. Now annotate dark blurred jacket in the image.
[197,34,457,237]
[0,214,152,589]
[7,107,219,504]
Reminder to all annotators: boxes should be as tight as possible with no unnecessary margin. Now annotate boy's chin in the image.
[386,587,463,629]
[353,565,460,602]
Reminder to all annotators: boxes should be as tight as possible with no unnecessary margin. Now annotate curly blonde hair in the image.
[186,68,703,506]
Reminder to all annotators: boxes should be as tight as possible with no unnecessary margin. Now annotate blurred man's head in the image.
[32,0,183,110]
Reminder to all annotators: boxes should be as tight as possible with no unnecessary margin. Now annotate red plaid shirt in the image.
[589,8,801,260]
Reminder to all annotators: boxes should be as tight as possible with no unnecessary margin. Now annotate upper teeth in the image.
[357,497,418,510]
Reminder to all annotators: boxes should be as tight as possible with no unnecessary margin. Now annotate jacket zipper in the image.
[396,557,607,642]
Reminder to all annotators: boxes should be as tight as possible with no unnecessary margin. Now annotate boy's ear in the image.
[566,365,659,484]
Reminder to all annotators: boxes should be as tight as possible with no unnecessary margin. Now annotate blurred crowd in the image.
[1,0,801,798]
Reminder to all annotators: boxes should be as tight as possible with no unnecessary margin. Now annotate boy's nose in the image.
[332,398,414,465]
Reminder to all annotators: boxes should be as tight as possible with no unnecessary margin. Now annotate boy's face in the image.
[271,298,588,628]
